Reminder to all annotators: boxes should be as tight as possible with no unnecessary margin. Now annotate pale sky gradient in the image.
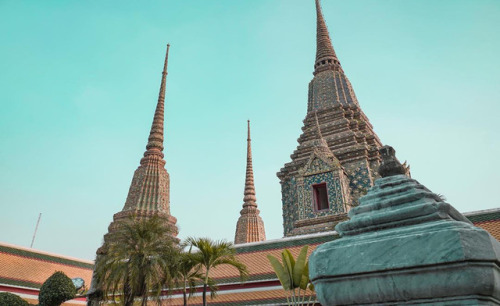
[1,0,499,260]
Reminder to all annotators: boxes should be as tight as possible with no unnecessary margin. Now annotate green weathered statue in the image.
[310,145,500,305]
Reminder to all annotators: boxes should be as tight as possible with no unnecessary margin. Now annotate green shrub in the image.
[38,271,76,306]
[0,292,29,306]
[267,245,315,306]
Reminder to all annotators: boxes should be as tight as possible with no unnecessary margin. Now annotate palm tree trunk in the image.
[141,281,148,306]
[124,296,134,306]
[183,285,188,306]
[124,289,134,306]
[202,271,209,306]
[202,283,207,306]
[124,276,134,306]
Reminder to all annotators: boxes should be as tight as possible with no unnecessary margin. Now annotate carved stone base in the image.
[310,172,500,305]
[311,218,500,305]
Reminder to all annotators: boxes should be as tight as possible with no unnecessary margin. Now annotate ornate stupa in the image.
[234,121,266,244]
[277,0,382,237]
[97,44,178,254]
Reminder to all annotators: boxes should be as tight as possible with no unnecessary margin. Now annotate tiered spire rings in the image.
[314,0,342,75]
[243,120,257,206]
[142,44,169,163]
[235,121,266,244]
[118,43,177,225]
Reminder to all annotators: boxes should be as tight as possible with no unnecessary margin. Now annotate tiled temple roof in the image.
[0,242,92,305]
[1,208,499,305]
[167,211,500,305]
[166,234,332,305]
[208,209,500,286]
[167,288,310,306]
[217,231,338,284]
[464,208,500,223]
[464,208,500,240]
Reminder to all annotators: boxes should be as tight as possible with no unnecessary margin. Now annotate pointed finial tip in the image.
[247,120,251,140]
[313,0,340,74]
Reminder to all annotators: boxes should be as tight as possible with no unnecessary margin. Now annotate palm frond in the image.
[185,237,248,305]
[94,214,180,305]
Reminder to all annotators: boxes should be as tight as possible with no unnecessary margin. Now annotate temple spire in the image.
[243,120,256,206]
[235,120,266,244]
[95,43,178,255]
[314,0,342,74]
[119,43,178,221]
[144,44,170,160]
[278,1,383,238]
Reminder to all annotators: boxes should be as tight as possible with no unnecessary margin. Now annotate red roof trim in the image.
[0,284,86,302]
[165,279,282,295]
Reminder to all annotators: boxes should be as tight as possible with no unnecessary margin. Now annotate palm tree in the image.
[175,251,219,306]
[94,214,179,306]
[186,237,248,306]
[175,251,202,306]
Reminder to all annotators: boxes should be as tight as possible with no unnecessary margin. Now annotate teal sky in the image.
[1,0,499,260]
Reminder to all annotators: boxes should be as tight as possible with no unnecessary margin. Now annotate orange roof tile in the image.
[0,242,93,305]
[164,288,315,306]
[211,243,320,280]
[475,220,500,241]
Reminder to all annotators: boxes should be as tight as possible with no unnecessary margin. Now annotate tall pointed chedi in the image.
[234,120,266,244]
[277,0,382,237]
[99,44,178,253]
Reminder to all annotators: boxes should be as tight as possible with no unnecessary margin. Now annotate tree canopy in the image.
[0,292,29,306]
[186,237,248,306]
[38,271,76,306]
[94,214,179,306]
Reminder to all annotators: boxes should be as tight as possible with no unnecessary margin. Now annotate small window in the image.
[313,183,329,211]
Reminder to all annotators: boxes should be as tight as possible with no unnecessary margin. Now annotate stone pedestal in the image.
[310,160,500,305]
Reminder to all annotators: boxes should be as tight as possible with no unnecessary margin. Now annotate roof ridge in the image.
[0,241,94,264]
[234,230,337,249]
[463,207,500,216]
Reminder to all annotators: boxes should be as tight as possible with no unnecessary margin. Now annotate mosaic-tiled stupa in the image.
[97,44,178,255]
[277,0,382,236]
[234,121,266,244]
[88,44,178,305]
